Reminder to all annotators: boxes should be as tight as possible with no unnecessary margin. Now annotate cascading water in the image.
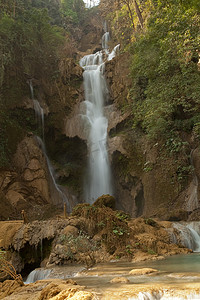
[25,268,52,284]
[36,136,69,208]
[80,51,113,202]
[29,80,44,140]
[108,44,120,61]
[128,292,200,300]
[79,24,121,203]
[29,81,69,210]
[186,149,199,211]
[102,31,110,50]
[170,221,200,252]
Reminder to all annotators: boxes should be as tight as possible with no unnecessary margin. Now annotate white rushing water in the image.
[102,32,110,49]
[79,23,121,203]
[29,81,69,209]
[129,292,200,300]
[80,35,118,203]
[186,149,199,211]
[29,80,45,140]
[36,136,69,208]
[25,268,52,284]
[80,53,112,202]
[171,222,200,252]
[108,44,120,61]
[33,99,44,141]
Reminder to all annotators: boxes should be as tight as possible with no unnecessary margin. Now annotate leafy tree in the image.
[130,4,200,139]
[61,0,86,27]
[0,7,64,106]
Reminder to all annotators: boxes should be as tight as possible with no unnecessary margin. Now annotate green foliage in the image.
[61,231,98,267]
[125,244,133,255]
[130,4,200,143]
[144,218,157,227]
[0,6,65,106]
[61,0,86,26]
[0,250,6,259]
[115,211,131,221]
[72,203,131,256]
[0,0,68,168]
[112,226,126,236]
[147,248,156,255]
[176,164,193,183]
[165,136,189,154]
[143,161,153,172]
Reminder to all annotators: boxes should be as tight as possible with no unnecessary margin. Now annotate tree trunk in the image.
[125,0,135,30]
[133,0,144,28]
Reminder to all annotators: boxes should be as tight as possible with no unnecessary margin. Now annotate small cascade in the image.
[102,32,110,50]
[130,291,162,300]
[29,80,44,140]
[33,100,45,140]
[40,239,43,262]
[186,149,199,211]
[108,44,120,61]
[129,292,200,300]
[36,136,70,210]
[25,268,52,284]
[171,222,200,252]
[29,81,69,210]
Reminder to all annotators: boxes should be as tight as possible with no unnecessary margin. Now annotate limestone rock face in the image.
[103,52,200,220]
[64,102,87,140]
[105,53,132,107]
[0,135,63,221]
[1,219,69,272]
[0,279,95,300]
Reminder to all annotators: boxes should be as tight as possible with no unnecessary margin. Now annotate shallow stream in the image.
[25,253,200,299]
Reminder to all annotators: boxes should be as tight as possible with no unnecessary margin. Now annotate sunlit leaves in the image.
[130,3,200,139]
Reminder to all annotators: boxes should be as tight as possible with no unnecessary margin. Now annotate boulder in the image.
[62,225,79,237]
[110,277,130,283]
[129,268,158,275]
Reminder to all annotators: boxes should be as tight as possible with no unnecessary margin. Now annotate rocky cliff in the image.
[104,51,200,220]
[1,5,200,224]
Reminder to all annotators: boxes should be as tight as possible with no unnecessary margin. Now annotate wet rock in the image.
[129,268,158,275]
[167,209,189,221]
[110,277,130,283]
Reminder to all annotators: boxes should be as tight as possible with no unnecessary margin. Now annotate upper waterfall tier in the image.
[80,51,113,202]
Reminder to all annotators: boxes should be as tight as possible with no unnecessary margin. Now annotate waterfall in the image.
[29,80,44,140]
[102,32,110,49]
[33,100,44,141]
[80,32,118,203]
[29,81,69,210]
[171,222,200,252]
[108,44,120,61]
[36,136,70,209]
[186,149,199,211]
[25,268,52,284]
